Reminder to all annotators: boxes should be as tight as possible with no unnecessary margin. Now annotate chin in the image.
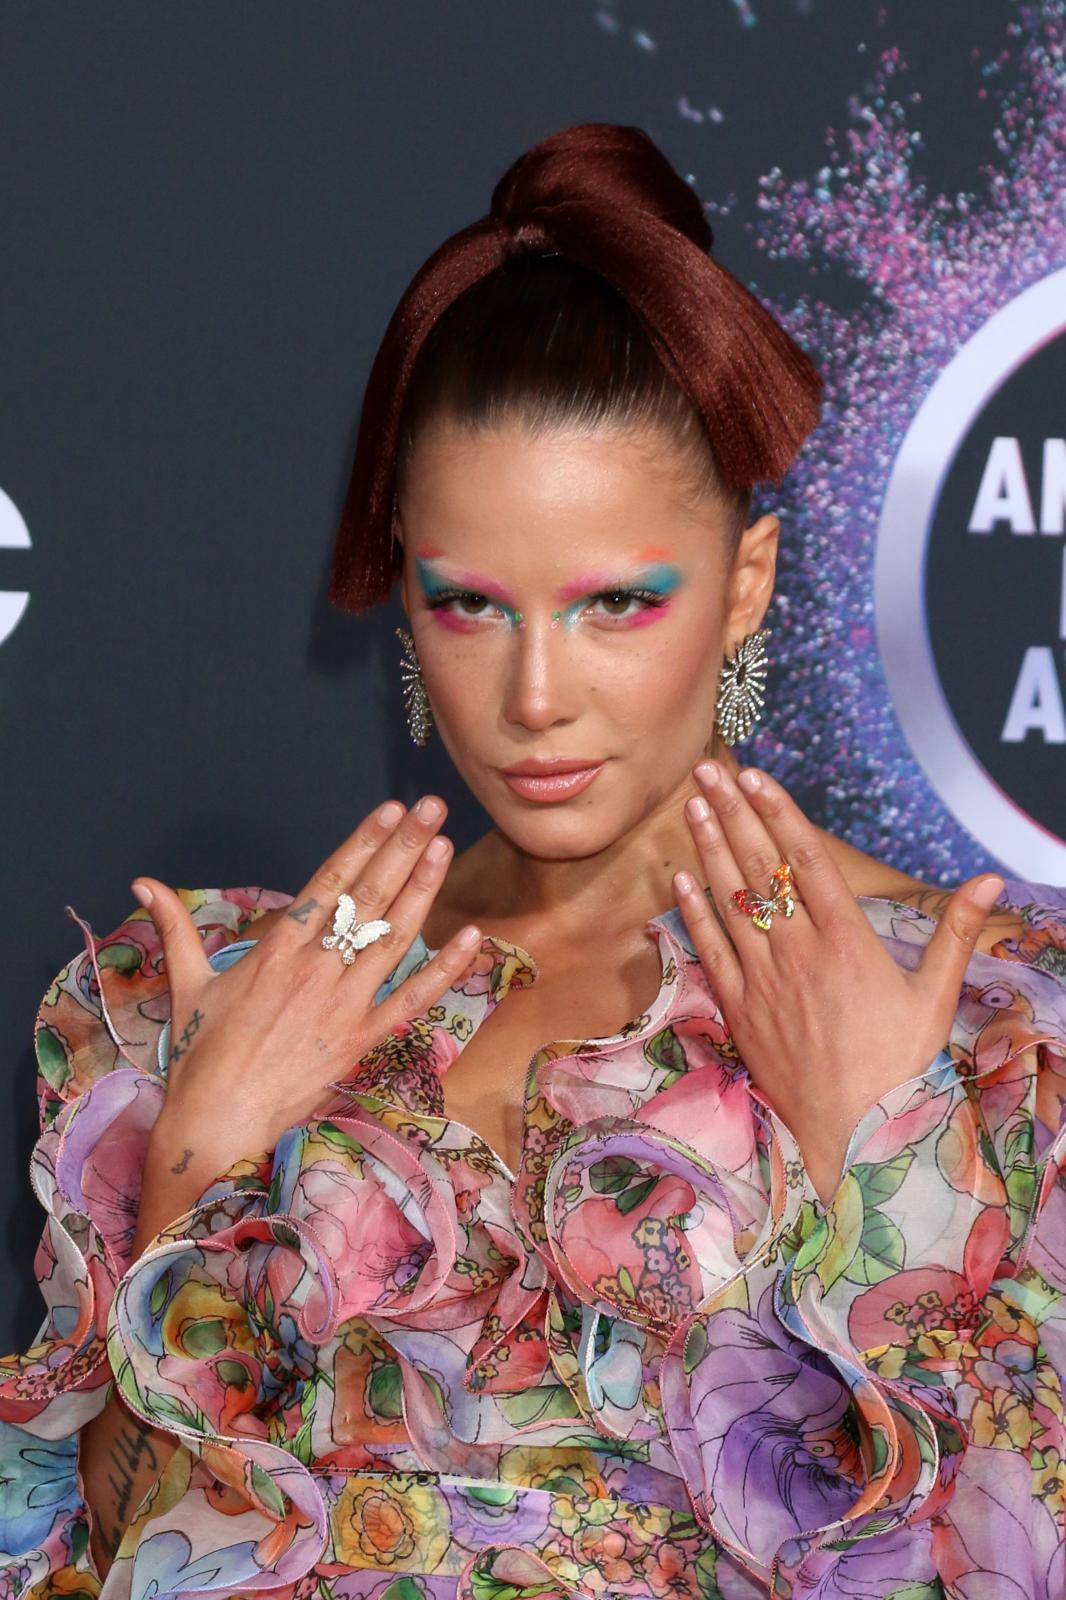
[492,800,629,857]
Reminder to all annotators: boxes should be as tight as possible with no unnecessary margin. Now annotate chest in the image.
[439,936,668,1176]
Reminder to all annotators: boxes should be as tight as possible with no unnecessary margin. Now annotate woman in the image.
[2,123,1063,1600]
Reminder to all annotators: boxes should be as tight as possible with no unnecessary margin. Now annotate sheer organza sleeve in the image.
[538,883,1066,1597]
[0,888,290,1595]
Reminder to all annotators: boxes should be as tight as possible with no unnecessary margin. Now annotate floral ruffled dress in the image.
[1,876,1064,1599]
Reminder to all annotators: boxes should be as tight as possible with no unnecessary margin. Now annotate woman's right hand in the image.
[127,795,478,1252]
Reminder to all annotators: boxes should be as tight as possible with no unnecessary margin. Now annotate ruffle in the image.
[649,882,1066,1596]
[104,1096,578,1591]
[1,890,288,1423]
[95,921,576,1595]
[0,890,288,1590]
[4,878,1066,1600]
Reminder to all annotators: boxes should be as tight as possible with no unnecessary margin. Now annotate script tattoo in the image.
[171,1148,193,1175]
[168,1007,205,1066]
[102,1420,158,1558]
[287,897,321,926]
[893,886,959,921]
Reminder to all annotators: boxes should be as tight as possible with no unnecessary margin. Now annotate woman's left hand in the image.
[674,760,1005,1205]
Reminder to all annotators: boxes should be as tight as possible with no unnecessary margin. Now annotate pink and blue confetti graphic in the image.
[593,2,1065,885]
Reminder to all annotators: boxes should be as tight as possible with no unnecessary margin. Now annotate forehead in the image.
[398,417,719,554]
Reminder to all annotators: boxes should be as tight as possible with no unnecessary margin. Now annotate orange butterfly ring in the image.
[731,862,799,933]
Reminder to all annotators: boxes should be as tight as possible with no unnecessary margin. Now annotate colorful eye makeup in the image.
[557,563,682,629]
[415,557,682,633]
[416,559,524,631]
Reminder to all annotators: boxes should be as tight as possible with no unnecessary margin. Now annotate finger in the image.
[913,874,1005,1002]
[346,796,453,925]
[672,868,743,1014]
[330,833,456,991]
[684,785,783,955]
[129,879,214,995]
[370,920,485,1037]
[281,799,411,945]
[730,767,864,932]
[695,763,816,942]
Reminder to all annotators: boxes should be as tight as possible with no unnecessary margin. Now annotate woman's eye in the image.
[428,591,496,617]
[587,589,665,620]
[591,592,639,617]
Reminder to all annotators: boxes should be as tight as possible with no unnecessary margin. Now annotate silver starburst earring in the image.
[395,626,433,747]
[714,627,771,745]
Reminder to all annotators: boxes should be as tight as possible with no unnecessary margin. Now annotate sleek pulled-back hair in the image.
[328,122,822,614]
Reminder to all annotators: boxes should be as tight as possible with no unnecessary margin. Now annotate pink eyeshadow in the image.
[620,599,676,629]
[428,608,484,634]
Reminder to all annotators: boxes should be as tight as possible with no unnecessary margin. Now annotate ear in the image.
[724,511,779,642]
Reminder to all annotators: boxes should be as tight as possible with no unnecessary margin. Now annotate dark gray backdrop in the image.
[0,1,1027,1351]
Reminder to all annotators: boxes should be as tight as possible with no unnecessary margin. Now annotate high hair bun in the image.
[488,122,714,255]
[328,120,822,613]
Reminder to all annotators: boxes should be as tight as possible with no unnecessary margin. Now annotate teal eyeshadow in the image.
[561,563,683,625]
[416,559,521,625]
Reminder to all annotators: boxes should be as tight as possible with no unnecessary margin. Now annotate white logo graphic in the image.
[0,487,31,648]
[875,266,1066,879]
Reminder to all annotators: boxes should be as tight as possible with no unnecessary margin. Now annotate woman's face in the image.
[396,415,778,860]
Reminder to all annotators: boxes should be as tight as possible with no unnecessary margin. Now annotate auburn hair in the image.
[328,122,823,614]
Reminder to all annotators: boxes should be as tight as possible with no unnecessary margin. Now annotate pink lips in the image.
[501,763,605,802]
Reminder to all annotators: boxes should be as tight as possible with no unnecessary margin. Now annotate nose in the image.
[500,612,580,733]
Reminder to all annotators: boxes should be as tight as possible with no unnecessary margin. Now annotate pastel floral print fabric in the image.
[1,876,1064,1599]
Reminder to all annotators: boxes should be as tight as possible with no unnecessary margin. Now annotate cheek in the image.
[415,637,488,726]
[605,628,717,726]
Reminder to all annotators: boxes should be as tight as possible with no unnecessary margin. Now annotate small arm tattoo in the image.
[891,883,1021,947]
[102,1420,158,1557]
[169,1007,205,1066]
[286,897,321,925]
[892,886,954,919]
[171,1148,193,1174]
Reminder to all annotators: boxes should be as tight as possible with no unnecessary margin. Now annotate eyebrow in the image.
[417,555,681,607]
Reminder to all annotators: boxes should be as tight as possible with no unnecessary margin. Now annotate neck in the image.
[469,738,747,944]
[447,742,923,950]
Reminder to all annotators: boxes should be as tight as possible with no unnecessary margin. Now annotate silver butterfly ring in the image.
[321,892,392,967]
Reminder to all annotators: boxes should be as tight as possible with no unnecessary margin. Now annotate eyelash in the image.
[424,585,670,621]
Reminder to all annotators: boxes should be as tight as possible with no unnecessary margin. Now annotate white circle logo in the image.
[875,267,1066,881]
[0,487,31,649]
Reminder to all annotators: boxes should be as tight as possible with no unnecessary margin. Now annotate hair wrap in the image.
[329,122,822,613]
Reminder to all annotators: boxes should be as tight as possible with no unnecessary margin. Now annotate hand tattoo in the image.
[169,1008,205,1066]
[286,897,321,926]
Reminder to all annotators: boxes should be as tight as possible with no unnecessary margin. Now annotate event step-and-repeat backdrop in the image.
[1,1,1061,1348]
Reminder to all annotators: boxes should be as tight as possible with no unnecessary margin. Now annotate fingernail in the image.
[737,769,762,793]
[131,881,153,908]
[674,871,697,896]
[694,761,719,786]
[971,875,1004,910]
[416,796,444,822]
[686,796,711,822]
[426,837,449,861]
[377,801,405,828]
[457,925,481,947]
